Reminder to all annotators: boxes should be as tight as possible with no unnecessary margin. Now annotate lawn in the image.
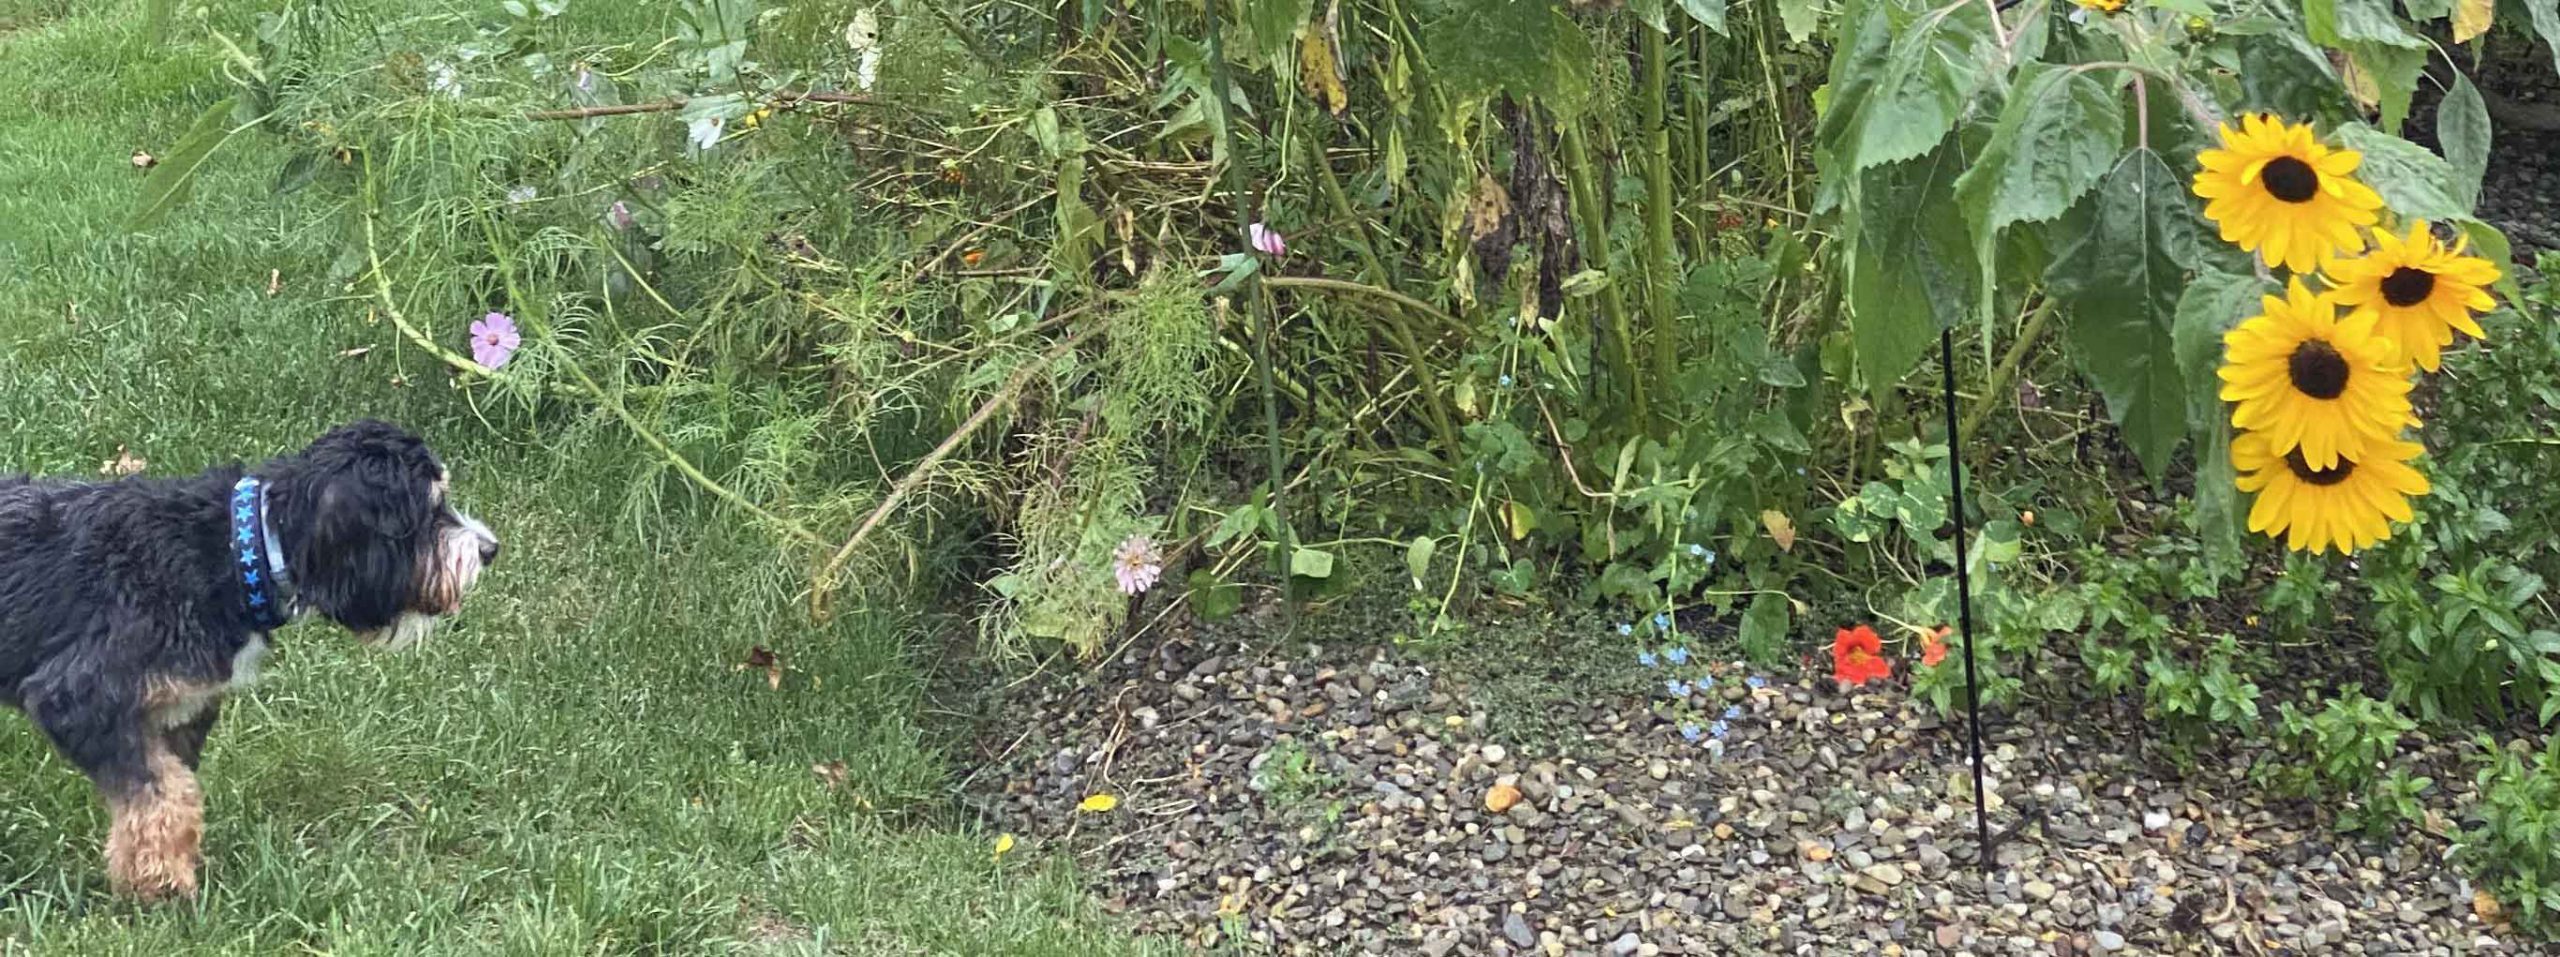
[0,4,1156,954]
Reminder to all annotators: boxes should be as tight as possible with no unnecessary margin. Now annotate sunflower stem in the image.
[1960,297,2058,446]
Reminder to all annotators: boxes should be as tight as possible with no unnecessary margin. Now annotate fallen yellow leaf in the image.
[1078,793,1120,813]
[993,832,1017,859]
[1297,3,1348,116]
[1761,509,1797,552]
[2454,0,2494,44]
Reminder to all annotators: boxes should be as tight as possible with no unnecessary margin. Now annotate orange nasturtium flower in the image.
[1832,625,1893,686]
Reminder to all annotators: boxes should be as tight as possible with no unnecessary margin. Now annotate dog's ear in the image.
[284,432,432,633]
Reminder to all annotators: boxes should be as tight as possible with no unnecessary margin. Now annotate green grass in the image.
[0,8,1156,955]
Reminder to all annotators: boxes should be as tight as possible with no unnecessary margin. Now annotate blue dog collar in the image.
[230,477,294,631]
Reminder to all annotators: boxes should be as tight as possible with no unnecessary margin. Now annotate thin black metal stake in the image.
[1939,326,1994,874]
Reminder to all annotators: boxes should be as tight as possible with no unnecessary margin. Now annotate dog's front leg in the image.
[28,685,203,901]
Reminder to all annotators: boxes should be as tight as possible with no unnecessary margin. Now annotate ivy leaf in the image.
[1955,63,2123,319]
[2439,72,2492,210]
[1845,143,1977,392]
[1840,0,1997,171]
[2045,150,2197,481]
[2333,123,2470,221]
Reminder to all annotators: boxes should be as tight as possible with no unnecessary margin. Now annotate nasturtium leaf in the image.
[1955,63,2123,315]
[2045,150,2197,482]
[1845,144,1977,393]
[1842,0,1998,171]
[2333,123,2471,222]
[2440,72,2492,210]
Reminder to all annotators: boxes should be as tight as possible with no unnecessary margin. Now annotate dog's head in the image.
[267,420,498,648]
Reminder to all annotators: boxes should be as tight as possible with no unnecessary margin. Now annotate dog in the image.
[0,420,497,900]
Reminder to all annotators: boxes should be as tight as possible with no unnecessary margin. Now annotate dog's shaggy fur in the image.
[0,420,496,900]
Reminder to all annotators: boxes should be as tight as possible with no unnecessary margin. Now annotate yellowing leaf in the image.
[1761,509,1797,552]
[2338,52,2379,113]
[2453,0,2494,43]
[1077,793,1120,813]
[1504,500,1536,540]
[993,833,1017,859]
[1297,2,1348,116]
[1466,172,1512,242]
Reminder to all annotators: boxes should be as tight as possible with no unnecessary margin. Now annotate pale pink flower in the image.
[470,312,521,369]
[1112,535,1163,595]
[1249,222,1286,258]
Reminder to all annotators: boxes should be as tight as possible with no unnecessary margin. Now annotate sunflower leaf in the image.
[1845,143,1977,392]
[1954,62,2122,310]
[2171,269,2270,434]
[1832,0,1998,172]
[2333,123,2471,221]
[2524,0,2560,78]
[2439,72,2492,211]
[2045,150,2197,482]
[2456,219,2524,301]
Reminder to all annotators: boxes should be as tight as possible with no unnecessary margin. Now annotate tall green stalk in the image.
[1560,120,1646,424]
[1303,129,1465,472]
[1641,24,1680,429]
[1202,0,1295,602]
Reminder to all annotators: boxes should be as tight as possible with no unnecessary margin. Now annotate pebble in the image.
[2094,930,2127,952]
[1609,933,1642,956]
[1503,912,1535,948]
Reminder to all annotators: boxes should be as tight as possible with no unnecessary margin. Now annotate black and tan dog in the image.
[0,420,497,900]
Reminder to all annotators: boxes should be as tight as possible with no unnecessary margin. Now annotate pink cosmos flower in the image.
[606,200,636,230]
[1112,535,1163,596]
[1249,222,1286,258]
[470,312,521,369]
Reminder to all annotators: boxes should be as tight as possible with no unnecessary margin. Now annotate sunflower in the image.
[2218,278,2417,470]
[2325,221,2503,372]
[2232,431,2428,554]
[2070,0,2127,12]
[2191,114,2384,274]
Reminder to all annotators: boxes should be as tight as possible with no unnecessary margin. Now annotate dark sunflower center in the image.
[2283,449,2356,486]
[2287,340,2350,399]
[2260,157,2320,203]
[2380,267,2437,308]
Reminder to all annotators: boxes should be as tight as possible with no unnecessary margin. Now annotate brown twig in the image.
[522,90,876,122]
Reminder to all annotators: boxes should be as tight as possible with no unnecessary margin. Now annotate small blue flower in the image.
[1680,723,1703,742]
[1664,647,1690,666]
[1708,720,1730,739]
[1499,374,1514,387]
[1723,705,1744,720]
[1687,543,1707,558]
[1695,673,1715,691]
[1746,675,1768,690]
[1699,548,1718,565]
[1665,679,1689,698]
[1617,622,1634,637]
[1638,650,1659,668]
[1653,613,1672,631]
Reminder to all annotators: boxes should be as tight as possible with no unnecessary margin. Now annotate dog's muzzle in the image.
[365,513,498,650]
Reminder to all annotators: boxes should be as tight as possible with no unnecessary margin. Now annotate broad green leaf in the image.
[2236,33,2347,121]
[1846,143,1977,392]
[1740,592,1792,664]
[2307,0,2427,48]
[1187,570,1244,620]
[2333,123,2470,221]
[1629,0,1671,31]
[2347,43,2425,134]
[2525,0,2560,78]
[1289,547,1335,579]
[1814,0,1894,156]
[2045,150,2196,481]
[1955,63,2122,316]
[1405,536,1436,585]
[2171,269,2270,433]
[2440,72,2492,210]
[2404,0,2452,20]
[1780,0,1825,41]
[2458,219,2524,301]
[129,96,246,231]
[1678,0,1733,34]
[1239,0,1311,69]
[1422,1,1590,114]
[1842,0,1998,171]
